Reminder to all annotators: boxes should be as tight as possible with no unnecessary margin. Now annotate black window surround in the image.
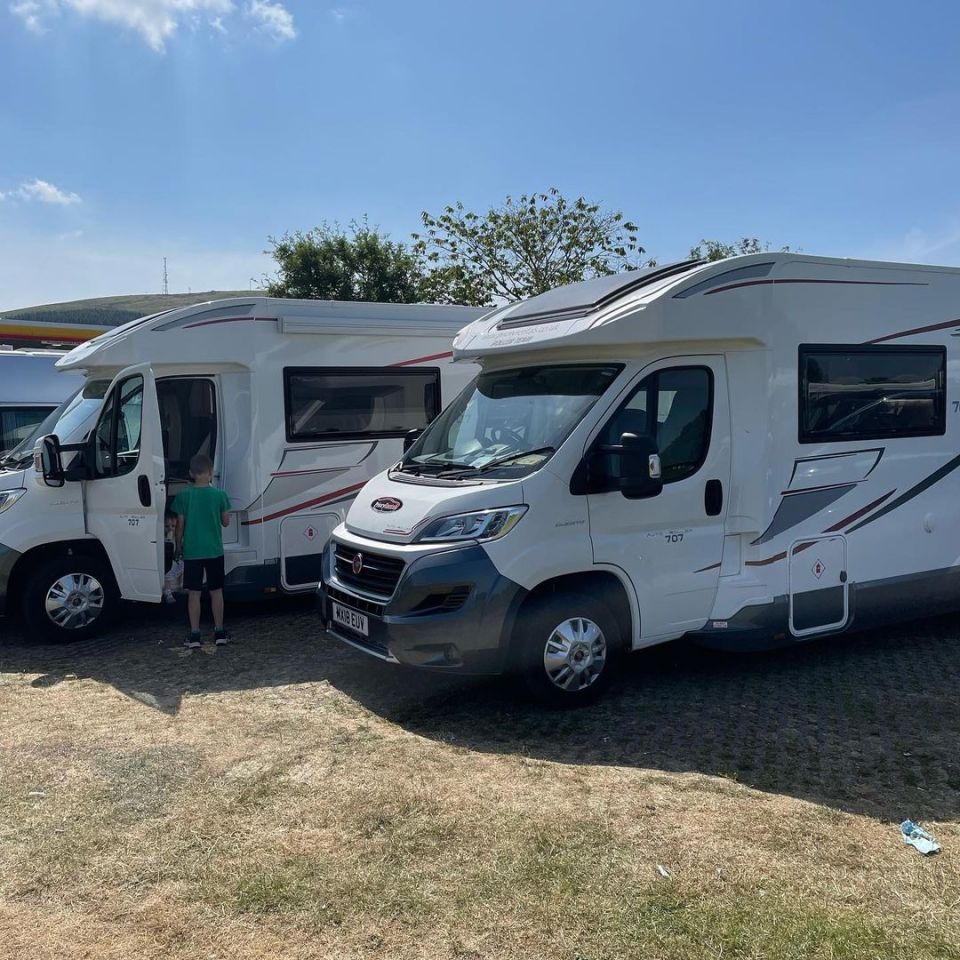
[798,344,946,444]
[283,366,442,444]
[597,365,714,485]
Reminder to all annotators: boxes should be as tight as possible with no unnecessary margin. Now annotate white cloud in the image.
[17,178,82,205]
[9,0,57,33]
[867,219,960,265]
[246,0,295,42]
[10,0,297,51]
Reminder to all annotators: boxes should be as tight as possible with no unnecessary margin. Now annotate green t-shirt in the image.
[172,484,231,560]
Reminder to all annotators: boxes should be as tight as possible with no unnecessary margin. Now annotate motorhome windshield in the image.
[400,364,622,480]
[0,379,110,469]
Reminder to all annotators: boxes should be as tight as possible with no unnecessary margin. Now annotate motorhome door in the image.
[84,363,165,602]
[587,356,731,642]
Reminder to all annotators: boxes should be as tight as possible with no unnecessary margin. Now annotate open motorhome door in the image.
[84,363,165,602]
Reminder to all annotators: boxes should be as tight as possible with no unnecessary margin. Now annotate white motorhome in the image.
[0,297,484,640]
[319,253,960,704]
[0,351,78,456]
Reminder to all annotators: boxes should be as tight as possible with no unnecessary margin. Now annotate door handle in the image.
[705,479,723,517]
[138,474,152,508]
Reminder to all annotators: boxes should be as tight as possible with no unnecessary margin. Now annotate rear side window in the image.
[799,345,946,443]
[284,367,441,442]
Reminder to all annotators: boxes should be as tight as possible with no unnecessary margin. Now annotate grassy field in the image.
[1,601,958,959]
[2,291,251,327]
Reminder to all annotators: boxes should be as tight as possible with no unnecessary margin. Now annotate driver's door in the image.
[84,364,165,601]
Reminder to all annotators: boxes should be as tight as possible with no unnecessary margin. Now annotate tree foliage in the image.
[413,188,650,306]
[689,238,789,262]
[264,221,423,303]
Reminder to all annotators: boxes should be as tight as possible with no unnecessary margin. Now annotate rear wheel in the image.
[516,591,622,707]
[21,554,117,643]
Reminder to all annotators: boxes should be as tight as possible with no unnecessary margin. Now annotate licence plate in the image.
[331,600,369,637]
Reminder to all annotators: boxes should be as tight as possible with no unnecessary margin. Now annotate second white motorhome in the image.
[0,297,484,640]
[0,351,78,456]
[320,253,960,704]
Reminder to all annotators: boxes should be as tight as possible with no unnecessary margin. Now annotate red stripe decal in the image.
[865,317,960,344]
[183,316,277,329]
[706,278,927,297]
[391,351,454,367]
[243,481,366,526]
[746,551,788,567]
[824,489,896,532]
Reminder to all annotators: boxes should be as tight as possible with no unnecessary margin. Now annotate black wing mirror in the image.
[571,432,663,499]
[618,433,663,499]
[38,434,65,488]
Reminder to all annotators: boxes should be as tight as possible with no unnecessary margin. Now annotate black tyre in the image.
[515,591,622,707]
[21,553,117,643]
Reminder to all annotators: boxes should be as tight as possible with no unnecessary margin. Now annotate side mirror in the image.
[37,434,65,488]
[618,433,663,500]
[403,428,424,453]
[571,432,664,498]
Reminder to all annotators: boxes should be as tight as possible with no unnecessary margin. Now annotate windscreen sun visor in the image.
[494,259,705,331]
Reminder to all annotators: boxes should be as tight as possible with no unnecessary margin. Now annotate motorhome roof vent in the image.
[495,259,704,330]
[672,261,775,298]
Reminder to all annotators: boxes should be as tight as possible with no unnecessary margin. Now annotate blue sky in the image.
[1,0,959,309]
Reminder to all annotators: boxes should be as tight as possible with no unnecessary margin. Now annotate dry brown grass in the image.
[1,600,958,959]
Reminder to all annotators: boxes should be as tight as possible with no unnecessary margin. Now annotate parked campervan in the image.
[0,297,484,640]
[0,351,78,456]
[319,253,960,704]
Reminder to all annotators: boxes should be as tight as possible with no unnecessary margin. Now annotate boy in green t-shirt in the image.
[172,453,232,648]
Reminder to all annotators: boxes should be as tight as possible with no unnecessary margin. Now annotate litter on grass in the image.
[900,820,941,856]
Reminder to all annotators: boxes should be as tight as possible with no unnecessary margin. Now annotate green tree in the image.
[264,220,424,302]
[689,237,789,262]
[413,188,650,306]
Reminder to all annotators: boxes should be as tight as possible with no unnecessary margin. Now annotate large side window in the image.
[93,375,144,477]
[601,367,713,483]
[799,345,946,443]
[284,367,441,443]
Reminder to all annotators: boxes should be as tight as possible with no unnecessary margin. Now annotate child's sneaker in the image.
[214,629,231,646]
[184,632,202,649]
[163,591,176,605]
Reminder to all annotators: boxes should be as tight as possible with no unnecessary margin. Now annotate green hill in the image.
[2,291,253,328]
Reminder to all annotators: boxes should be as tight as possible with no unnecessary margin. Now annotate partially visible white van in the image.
[0,351,78,456]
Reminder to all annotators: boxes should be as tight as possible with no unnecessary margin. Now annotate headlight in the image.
[415,505,527,543]
[0,489,26,514]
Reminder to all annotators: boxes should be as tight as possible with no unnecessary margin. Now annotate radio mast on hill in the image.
[162,257,169,296]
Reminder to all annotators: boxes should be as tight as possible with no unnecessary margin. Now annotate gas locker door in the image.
[84,364,165,602]
[788,535,848,638]
[587,356,731,643]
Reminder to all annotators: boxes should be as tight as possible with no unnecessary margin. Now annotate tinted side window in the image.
[284,367,441,442]
[800,346,945,442]
[602,367,713,483]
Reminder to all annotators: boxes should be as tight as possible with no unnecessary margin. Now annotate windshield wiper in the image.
[438,446,557,478]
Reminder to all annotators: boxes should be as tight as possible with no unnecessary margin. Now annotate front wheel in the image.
[21,554,117,643]
[515,592,622,707]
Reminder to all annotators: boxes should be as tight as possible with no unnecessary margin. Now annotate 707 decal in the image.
[953,401,960,412]
[647,528,693,544]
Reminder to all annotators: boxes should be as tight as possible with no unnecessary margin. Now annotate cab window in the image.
[601,367,712,483]
[94,375,144,477]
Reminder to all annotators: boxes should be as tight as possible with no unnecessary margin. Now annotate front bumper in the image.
[318,541,526,675]
[0,541,21,616]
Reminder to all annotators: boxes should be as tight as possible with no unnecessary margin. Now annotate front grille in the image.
[334,544,405,598]
[326,585,385,618]
[410,585,471,615]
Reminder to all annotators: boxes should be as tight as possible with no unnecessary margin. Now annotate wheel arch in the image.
[511,569,636,654]
[8,539,116,613]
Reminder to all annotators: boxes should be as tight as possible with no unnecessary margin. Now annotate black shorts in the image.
[182,556,225,592]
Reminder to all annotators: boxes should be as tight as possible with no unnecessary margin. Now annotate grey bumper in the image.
[0,542,21,616]
[318,542,527,675]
